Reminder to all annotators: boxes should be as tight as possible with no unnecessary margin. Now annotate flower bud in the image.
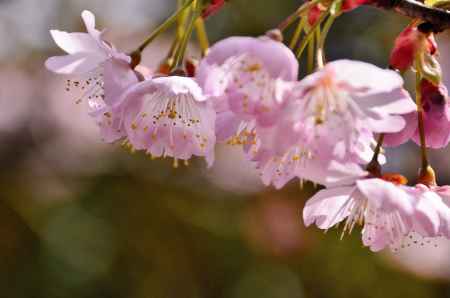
[341,0,371,12]
[202,0,226,19]
[307,4,324,26]
[389,23,437,72]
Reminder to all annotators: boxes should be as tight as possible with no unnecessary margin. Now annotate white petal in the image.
[50,30,102,55]
[356,179,414,215]
[329,59,403,94]
[365,114,407,133]
[81,10,98,36]
[356,88,417,115]
[303,186,354,229]
[45,53,106,74]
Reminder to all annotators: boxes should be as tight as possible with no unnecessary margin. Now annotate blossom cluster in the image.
[46,1,450,252]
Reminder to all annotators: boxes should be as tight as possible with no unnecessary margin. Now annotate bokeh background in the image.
[2,0,450,297]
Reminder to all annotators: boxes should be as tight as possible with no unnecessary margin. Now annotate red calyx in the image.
[389,23,437,72]
[341,0,372,12]
[202,0,226,19]
[307,4,324,26]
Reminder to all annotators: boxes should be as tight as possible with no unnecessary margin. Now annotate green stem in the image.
[135,0,194,53]
[289,18,306,50]
[314,26,323,69]
[174,1,201,67]
[316,14,336,67]
[307,32,315,73]
[195,17,210,56]
[277,0,321,31]
[415,70,429,170]
[295,9,330,59]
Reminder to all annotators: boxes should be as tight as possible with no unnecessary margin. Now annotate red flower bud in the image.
[202,0,226,19]
[307,4,324,26]
[341,0,371,12]
[389,23,437,72]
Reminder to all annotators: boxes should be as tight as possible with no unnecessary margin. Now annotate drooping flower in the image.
[303,177,450,251]
[45,10,141,143]
[196,35,299,144]
[252,59,416,189]
[384,79,450,148]
[120,76,216,166]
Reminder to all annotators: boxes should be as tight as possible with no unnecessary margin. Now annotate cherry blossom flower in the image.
[120,76,216,166]
[45,10,141,143]
[384,79,450,148]
[303,177,450,252]
[196,35,298,144]
[252,59,416,188]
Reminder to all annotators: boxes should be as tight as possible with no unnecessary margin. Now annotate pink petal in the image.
[50,30,102,54]
[329,59,403,94]
[303,186,354,229]
[356,179,414,215]
[45,53,106,74]
[103,58,139,106]
[383,112,417,147]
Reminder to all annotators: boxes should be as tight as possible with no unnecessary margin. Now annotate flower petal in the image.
[303,186,354,229]
[45,52,107,74]
[50,30,102,54]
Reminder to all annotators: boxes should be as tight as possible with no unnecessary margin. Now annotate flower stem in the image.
[289,18,306,50]
[415,70,430,170]
[366,134,385,177]
[314,26,323,69]
[295,9,330,59]
[174,0,202,67]
[195,17,210,57]
[307,32,315,73]
[277,0,321,31]
[316,14,336,67]
[135,0,194,53]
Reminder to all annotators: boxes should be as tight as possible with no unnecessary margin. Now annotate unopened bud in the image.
[202,0,226,19]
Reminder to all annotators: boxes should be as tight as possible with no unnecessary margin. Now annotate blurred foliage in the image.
[1,0,450,298]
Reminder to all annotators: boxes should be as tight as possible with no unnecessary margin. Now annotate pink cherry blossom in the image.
[196,35,298,144]
[384,79,450,148]
[120,76,216,166]
[45,11,142,143]
[251,59,415,189]
[303,177,450,252]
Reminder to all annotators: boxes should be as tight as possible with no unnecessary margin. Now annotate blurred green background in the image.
[1,0,450,297]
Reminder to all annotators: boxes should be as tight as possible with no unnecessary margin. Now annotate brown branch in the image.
[370,0,450,32]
